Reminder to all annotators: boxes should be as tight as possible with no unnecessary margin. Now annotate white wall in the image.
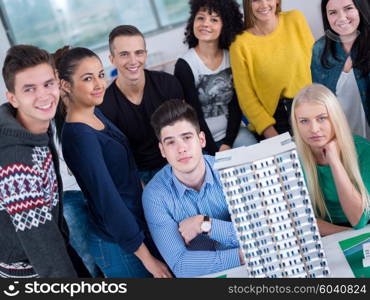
[0,0,323,105]
[98,25,188,79]
[283,0,323,39]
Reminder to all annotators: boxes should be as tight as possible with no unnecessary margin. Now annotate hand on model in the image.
[179,215,204,245]
[219,144,231,152]
[263,126,279,139]
[239,249,246,265]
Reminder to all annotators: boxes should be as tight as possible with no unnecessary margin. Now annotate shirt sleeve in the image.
[62,129,144,253]
[143,184,240,277]
[209,218,240,247]
[230,42,276,135]
[311,40,324,84]
[353,211,369,229]
[354,136,370,229]
[174,59,218,154]
[223,91,242,147]
[0,163,77,278]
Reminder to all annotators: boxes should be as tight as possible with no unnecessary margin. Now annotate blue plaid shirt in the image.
[143,155,240,277]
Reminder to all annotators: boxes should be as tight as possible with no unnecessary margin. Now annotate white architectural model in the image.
[215,133,330,278]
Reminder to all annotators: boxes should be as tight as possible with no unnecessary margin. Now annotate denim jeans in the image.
[232,126,258,148]
[66,242,91,277]
[215,127,257,149]
[87,231,152,278]
[63,190,102,277]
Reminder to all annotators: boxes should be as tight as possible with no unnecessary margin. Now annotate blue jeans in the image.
[63,191,102,277]
[87,231,152,278]
[232,126,257,148]
[215,127,257,149]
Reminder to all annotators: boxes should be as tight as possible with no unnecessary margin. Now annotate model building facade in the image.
[215,133,330,278]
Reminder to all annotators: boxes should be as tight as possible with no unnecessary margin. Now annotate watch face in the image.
[201,221,211,232]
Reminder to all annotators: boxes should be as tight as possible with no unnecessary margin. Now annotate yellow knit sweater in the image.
[230,10,314,135]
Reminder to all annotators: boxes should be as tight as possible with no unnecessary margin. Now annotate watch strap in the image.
[201,215,211,234]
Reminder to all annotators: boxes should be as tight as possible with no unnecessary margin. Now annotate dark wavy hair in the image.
[320,0,370,77]
[184,0,244,49]
[53,46,101,142]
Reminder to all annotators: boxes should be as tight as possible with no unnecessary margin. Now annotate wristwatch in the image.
[200,215,212,234]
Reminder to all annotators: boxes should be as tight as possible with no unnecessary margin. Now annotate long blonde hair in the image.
[291,83,369,219]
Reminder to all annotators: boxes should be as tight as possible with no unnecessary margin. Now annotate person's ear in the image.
[54,70,60,81]
[199,131,206,149]
[60,79,71,95]
[109,54,115,66]
[6,91,19,108]
[159,142,166,158]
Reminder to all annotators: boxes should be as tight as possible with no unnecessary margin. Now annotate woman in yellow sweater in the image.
[230,0,314,139]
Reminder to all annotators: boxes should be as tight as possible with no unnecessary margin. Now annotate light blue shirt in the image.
[142,155,241,277]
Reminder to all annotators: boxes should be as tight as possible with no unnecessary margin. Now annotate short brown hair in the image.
[108,25,145,55]
[151,99,200,141]
[2,45,55,93]
[243,0,282,29]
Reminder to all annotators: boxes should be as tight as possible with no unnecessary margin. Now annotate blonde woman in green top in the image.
[291,83,370,236]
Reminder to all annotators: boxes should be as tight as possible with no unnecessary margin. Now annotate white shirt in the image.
[53,124,80,191]
[181,48,233,142]
[336,69,370,139]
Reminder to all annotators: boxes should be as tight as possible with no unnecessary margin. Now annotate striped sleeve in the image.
[210,218,239,248]
[143,182,241,277]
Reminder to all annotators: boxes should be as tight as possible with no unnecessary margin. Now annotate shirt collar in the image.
[170,157,215,198]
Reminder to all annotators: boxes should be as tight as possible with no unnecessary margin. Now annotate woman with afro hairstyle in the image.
[174,0,257,155]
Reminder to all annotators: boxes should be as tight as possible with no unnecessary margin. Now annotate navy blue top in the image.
[62,108,145,253]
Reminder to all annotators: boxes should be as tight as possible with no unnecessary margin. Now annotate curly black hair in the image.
[184,0,244,49]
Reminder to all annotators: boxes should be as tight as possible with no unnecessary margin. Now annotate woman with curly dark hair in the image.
[174,0,256,155]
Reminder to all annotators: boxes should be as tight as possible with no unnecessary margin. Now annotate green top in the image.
[317,135,370,229]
